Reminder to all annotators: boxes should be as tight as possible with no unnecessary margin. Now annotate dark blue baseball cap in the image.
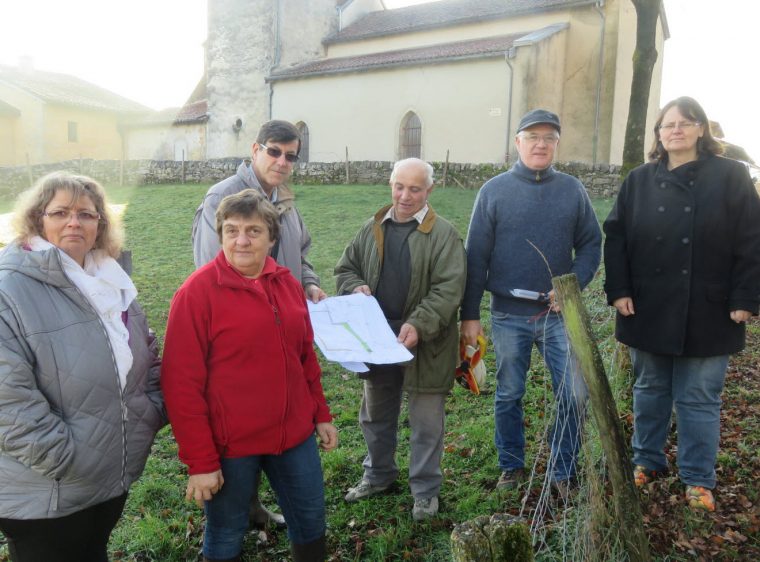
[517,109,561,134]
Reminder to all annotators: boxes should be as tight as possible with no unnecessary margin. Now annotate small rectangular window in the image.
[68,121,78,142]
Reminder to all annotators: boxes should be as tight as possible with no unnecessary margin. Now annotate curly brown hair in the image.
[12,171,123,257]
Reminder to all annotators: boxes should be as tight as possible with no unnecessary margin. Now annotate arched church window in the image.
[400,112,421,159]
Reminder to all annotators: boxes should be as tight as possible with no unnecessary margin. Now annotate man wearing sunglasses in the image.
[191,119,326,529]
[460,109,602,500]
[193,119,325,303]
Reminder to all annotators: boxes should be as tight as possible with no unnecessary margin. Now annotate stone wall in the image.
[0,159,623,198]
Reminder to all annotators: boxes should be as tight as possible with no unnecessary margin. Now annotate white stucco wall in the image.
[125,123,207,160]
[272,58,511,163]
[0,83,44,165]
[327,13,575,58]
[609,0,667,165]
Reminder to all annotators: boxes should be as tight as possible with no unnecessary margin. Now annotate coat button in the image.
[657,206,665,212]
[681,269,689,275]
[689,181,695,186]
[660,182,667,189]
[682,237,690,244]
[684,206,691,212]
[656,236,663,242]
[655,267,662,273]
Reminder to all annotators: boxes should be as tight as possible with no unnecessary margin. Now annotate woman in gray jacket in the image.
[0,172,165,561]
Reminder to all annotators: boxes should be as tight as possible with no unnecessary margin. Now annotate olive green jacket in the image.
[335,205,466,393]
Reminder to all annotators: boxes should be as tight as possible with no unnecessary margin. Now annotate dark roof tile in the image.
[270,33,524,81]
[329,0,594,42]
[0,65,150,113]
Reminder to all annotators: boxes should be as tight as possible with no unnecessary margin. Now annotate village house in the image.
[0,63,149,167]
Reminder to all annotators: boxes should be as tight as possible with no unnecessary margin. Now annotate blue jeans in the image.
[202,436,325,559]
[630,349,728,488]
[491,311,588,481]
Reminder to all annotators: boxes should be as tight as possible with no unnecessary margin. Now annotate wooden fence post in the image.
[552,273,651,562]
[345,146,350,184]
[25,153,33,187]
[443,149,449,188]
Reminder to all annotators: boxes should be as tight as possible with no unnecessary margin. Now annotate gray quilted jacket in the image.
[0,243,165,519]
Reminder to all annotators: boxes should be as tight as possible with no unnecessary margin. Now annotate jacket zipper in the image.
[267,288,289,453]
[55,251,129,491]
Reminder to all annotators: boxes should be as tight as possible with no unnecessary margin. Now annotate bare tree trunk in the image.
[621,0,661,176]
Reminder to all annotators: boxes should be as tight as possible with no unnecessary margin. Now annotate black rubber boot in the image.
[291,535,326,562]
[249,469,286,529]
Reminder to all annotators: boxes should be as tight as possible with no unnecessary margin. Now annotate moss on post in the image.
[552,273,651,562]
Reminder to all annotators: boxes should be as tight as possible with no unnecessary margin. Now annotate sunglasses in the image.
[259,143,299,163]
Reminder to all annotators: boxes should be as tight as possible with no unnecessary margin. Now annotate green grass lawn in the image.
[0,183,755,561]
[91,183,623,562]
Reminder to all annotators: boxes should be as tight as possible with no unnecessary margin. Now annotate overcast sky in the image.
[1,0,757,160]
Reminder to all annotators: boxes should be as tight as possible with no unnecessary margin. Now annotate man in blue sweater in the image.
[460,109,602,496]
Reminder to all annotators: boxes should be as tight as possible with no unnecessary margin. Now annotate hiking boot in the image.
[552,477,579,502]
[685,485,715,512]
[633,465,667,488]
[496,468,526,490]
[412,496,439,521]
[344,478,393,502]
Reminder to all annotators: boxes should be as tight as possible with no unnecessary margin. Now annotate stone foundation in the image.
[0,159,622,198]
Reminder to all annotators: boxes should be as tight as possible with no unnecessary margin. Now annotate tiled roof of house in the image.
[269,33,525,81]
[174,99,209,124]
[0,65,150,113]
[125,99,209,127]
[0,98,20,117]
[329,0,594,42]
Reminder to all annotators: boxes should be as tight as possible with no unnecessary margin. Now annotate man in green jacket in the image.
[335,158,466,521]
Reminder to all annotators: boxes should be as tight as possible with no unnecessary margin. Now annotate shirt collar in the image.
[381,204,429,224]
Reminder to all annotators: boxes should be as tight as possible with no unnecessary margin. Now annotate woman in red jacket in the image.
[162,189,338,562]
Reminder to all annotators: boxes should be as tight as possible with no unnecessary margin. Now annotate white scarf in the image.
[30,237,137,390]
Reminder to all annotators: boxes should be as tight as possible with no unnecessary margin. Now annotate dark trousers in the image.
[0,492,128,562]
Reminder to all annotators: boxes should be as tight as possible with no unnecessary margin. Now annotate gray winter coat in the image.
[191,160,320,288]
[0,244,165,519]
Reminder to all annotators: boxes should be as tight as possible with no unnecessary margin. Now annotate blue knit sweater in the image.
[461,160,602,318]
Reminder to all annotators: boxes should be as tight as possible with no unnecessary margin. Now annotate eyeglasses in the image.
[659,121,701,131]
[520,133,560,145]
[259,143,299,163]
[43,209,101,224]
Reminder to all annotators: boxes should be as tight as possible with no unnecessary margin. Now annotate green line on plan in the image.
[340,322,372,352]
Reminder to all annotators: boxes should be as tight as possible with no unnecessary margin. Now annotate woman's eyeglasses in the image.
[260,143,299,163]
[658,121,701,131]
[43,210,101,224]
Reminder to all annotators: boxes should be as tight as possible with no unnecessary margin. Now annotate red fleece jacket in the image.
[161,253,332,475]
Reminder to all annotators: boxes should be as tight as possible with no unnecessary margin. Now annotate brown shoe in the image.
[552,477,579,502]
[496,468,526,490]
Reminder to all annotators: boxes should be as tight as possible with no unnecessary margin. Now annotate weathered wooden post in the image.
[344,146,350,184]
[552,273,651,562]
[442,149,449,188]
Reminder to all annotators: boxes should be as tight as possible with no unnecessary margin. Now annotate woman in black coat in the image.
[603,96,759,512]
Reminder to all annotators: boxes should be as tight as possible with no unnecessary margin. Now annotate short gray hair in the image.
[390,158,434,188]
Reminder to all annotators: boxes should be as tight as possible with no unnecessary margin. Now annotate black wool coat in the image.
[603,155,760,357]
